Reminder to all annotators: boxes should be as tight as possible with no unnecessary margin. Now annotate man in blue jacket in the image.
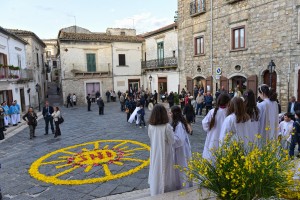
[205,92,213,115]
[42,101,54,135]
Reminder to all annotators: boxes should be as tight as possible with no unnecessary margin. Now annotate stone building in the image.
[0,27,34,111]
[43,39,60,83]
[141,23,179,95]
[8,29,47,110]
[178,0,300,107]
[57,26,143,104]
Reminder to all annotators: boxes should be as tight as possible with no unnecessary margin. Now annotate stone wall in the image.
[178,0,300,108]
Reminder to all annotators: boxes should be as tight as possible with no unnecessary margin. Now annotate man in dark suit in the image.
[86,94,92,111]
[287,96,300,119]
[42,101,54,135]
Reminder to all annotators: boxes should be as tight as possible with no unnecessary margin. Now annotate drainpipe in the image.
[210,0,213,92]
[111,44,114,91]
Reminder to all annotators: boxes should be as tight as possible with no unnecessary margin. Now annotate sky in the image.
[1,0,177,39]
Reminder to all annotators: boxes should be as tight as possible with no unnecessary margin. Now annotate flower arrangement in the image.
[181,134,300,200]
[29,140,150,185]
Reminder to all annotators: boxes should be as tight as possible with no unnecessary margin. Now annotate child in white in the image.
[278,113,294,149]
[202,94,231,161]
[170,106,192,190]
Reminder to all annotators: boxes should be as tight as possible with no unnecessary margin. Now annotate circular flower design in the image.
[29,140,150,185]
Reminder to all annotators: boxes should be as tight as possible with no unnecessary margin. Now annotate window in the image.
[17,55,21,67]
[120,31,126,36]
[232,26,245,50]
[53,61,57,67]
[157,42,164,66]
[86,53,96,72]
[36,53,39,67]
[173,50,176,57]
[118,54,126,66]
[190,0,206,15]
[194,36,204,55]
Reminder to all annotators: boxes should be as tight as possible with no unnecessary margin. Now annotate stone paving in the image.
[0,99,207,200]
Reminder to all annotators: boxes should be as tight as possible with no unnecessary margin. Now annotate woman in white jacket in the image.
[51,106,61,138]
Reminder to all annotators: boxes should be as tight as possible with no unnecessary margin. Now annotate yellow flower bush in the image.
[29,140,150,185]
[182,134,300,200]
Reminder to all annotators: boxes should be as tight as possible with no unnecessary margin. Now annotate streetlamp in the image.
[27,88,31,107]
[268,60,276,88]
[35,83,41,111]
[149,75,152,93]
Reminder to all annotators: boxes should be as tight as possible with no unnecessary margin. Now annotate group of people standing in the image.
[66,93,77,108]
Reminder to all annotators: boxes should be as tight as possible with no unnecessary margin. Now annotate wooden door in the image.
[220,76,229,91]
[20,88,26,112]
[247,75,258,98]
[7,90,13,106]
[186,77,193,93]
[263,70,277,90]
[206,76,213,93]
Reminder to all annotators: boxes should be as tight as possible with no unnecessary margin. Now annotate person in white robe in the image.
[170,106,193,190]
[148,104,176,196]
[243,89,260,143]
[219,97,254,147]
[1,102,10,127]
[14,100,21,123]
[257,84,279,141]
[128,106,141,124]
[202,93,231,161]
[9,102,18,126]
[278,113,294,149]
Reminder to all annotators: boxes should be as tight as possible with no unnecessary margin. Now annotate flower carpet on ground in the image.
[29,140,150,185]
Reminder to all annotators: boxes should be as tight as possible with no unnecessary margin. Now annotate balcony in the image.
[141,57,178,70]
[190,0,206,17]
[0,66,20,80]
[71,69,111,78]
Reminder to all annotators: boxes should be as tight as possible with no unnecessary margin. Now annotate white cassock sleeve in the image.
[173,123,186,148]
[166,124,174,145]
[202,109,215,132]
[219,115,235,143]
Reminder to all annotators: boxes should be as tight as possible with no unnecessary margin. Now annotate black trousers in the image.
[67,101,73,107]
[206,105,213,115]
[44,116,54,134]
[99,107,104,115]
[88,103,91,111]
[139,116,146,126]
[54,121,61,136]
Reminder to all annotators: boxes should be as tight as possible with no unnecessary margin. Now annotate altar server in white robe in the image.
[219,97,254,146]
[202,93,231,161]
[9,101,18,126]
[243,89,260,143]
[257,84,279,141]
[278,113,294,149]
[128,106,140,124]
[14,100,21,123]
[170,105,193,190]
[2,102,10,127]
[148,104,176,196]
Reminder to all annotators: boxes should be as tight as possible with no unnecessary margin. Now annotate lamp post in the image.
[268,60,276,88]
[27,88,31,107]
[149,75,152,93]
[35,83,41,111]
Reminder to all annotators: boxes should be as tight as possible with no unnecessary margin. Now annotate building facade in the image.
[178,0,300,108]
[8,29,46,110]
[43,39,60,83]
[141,23,179,95]
[0,27,34,112]
[58,26,143,104]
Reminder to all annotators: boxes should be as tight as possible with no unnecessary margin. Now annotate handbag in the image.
[58,116,64,124]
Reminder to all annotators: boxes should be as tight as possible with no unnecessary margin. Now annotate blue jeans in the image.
[289,134,300,156]
[196,103,203,115]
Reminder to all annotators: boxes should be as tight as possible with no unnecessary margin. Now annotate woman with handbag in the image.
[22,107,38,139]
[52,106,61,138]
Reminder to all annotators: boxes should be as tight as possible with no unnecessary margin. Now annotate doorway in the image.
[86,82,100,100]
[20,88,26,112]
[194,77,206,92]
[128,79,140,92]
[158,77,167,95]
[231,76,247,94]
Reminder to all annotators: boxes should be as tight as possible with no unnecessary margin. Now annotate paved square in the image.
[0,102,206,200]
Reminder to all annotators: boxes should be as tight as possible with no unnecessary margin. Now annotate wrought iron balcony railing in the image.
[141,57,178,69]
[190,0,206,16]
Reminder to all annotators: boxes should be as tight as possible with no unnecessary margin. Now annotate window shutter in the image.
[86,54,96,72]
[119,54,126,66]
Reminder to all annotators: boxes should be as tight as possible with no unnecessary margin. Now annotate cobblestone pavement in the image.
[0,101,206,200]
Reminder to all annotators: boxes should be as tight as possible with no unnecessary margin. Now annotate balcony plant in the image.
[8,65,20,70]
[180,134,300,200]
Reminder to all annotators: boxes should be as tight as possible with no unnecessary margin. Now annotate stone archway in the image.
[193,76,206,92]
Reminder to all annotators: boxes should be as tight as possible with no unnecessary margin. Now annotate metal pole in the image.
[150,82,152,93]
[38,90,41,111]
